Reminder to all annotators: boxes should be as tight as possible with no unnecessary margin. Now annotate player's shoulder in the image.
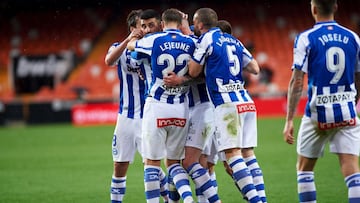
[108,42,120,49]
[142,31,167,40]
[197,28,219,44]
[335,23,360,41]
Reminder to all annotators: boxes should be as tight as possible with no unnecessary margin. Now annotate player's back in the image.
[199,28,253,107]
[296,22,360,123]
[304,22,360,87]
[136,29,196,104]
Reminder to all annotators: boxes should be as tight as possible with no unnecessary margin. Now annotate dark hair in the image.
[217,20,232,34]
[140,9,161,21]
[194,8,218,29]
[312,0,337,16]
[126,9,142,32]
[162,8,182,25]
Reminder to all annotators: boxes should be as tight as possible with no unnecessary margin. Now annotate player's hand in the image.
[177,10,188,19]
[163,72,181,87]
[283,120,295,144]
[128,28,144,40]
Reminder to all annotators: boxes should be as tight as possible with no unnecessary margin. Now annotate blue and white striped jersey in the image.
[107,42,146,119]
[293,21,360,123]
[188,81,210,108]
[192,28,254,107]
[134,29,196,104]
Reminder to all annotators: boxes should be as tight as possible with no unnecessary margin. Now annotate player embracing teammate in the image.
[109,6,268,203]
[187,8,267,203]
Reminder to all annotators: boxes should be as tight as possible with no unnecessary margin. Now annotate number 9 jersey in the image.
[292,21,360,123]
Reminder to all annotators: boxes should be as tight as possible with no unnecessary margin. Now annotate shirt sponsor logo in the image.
[157,118,187,127]
[236,103,256,113]
[316,92,352,105]
[161,84,188,95]
[219,83,244,92]
[318,118,356,130]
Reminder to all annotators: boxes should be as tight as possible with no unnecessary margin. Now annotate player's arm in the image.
[105,29,143,66]
[163,72,201,87]
[286,69,304,121]
[243,59,260,75]
[178,11,192,35]
[355,72,360,105]
[283,68,304,144]
[188,59,204,78]
[127,38,137,51]
[105,40,128,66]
[126,28,143,51]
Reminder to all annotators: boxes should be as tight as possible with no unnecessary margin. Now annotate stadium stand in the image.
[1,0,359,103]
[0,4,113,101]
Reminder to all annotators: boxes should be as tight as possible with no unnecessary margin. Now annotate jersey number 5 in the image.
[226,45,241,76]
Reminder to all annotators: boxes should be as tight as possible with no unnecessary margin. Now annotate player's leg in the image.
[221,157,248,201]
[241,112,267,203]
[296,116,327,203]
[184,103,220,203]
[199,134,220,203]
[144,159,163,203]
[225,148,262,203]
[332,121,360,202]
[165,101,194,203]
[110,115,140,203]
[339,153,360,203]
[142,99,168,203]
[111,162,129,203]
[167,160,194,203]
[215,103,261,203]
[296,155,317,203]
[242,148,267,203]
[207,162,218,195]
[184,147,220,203]
[186,147,210,203]
[196,154,211,203]
[167,171,181,203]
[159,167,169,203]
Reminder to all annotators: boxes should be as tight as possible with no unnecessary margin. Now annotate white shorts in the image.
[186,102,215,150]
[297,116,360,158]
[202,133,219,164]
[142,97,189,160]
[112,113,142,163]
[214,102,258,152]
[218,151,226,162]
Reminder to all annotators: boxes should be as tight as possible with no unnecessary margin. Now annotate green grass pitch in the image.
[0,117,352,202]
